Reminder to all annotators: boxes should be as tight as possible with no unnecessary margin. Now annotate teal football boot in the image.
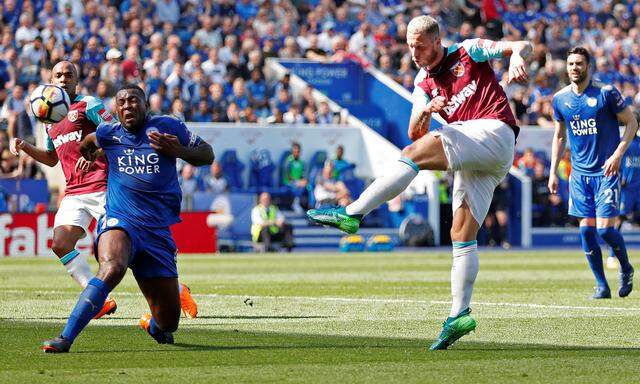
[306,206,362,234]
[429,308,477,350]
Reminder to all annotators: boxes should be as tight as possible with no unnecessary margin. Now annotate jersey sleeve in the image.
[172,118,204,148]
[95,122,113,149]
[45,134,54,151]
[552,95,564,122]
[460,38,505,62]
[411,69,431,116]
[84,96,113,126]
[603,85,626,115]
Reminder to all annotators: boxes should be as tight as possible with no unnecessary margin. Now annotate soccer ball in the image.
[29,84,71,124]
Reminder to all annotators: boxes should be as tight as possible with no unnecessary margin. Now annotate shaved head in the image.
[51,61,79,99]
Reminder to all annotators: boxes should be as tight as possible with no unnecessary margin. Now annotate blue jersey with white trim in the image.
[96,115,203,228]
[552,82,626,176]
[620,137,640,189]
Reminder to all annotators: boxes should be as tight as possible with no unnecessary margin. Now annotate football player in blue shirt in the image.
[42,84,214,353]
[607,110,640,269]
[549,47,638,299]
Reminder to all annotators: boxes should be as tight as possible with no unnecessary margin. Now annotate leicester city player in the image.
[608,110,640,269]
[549,47,638,299]
[41,84,214,353]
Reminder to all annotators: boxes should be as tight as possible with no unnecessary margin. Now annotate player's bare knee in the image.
[98,259,128,283]
[51,239,74,257]
[400,143,419,161]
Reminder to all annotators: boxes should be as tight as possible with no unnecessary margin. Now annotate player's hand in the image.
[148,132,184,158]
[548,173,559,194]
[603,154,622,177]
[74,157,94,173]
[508,55,529,84]
[9,138,25,156]
[426,96,447,114]
[79,141,100,162]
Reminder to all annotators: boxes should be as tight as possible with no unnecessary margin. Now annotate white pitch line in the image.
[2,289,640,312]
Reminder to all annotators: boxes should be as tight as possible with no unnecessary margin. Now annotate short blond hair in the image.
[407,15,440,38]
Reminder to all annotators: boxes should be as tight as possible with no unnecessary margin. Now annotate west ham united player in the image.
[549,47,638,299]
[308,15,532,349]
[42,84,214,353]
[10,61,117,319]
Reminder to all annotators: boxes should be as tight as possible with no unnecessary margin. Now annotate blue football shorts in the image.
[95,215,178,279]
[568,173,619,218]
[620,185,640,216]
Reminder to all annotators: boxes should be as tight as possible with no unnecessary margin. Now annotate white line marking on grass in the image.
[3,290,640,312]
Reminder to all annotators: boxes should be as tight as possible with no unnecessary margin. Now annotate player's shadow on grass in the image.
[4,320,640,354]
[195,315,334,320]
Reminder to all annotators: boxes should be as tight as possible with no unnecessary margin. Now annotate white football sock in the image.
[61,249,94,288]
[450,241,479,317]
[345,158,419,216]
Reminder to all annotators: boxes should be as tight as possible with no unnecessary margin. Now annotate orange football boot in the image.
[93,297,117,319]
[139,313,174,344]
[179,283,198,318]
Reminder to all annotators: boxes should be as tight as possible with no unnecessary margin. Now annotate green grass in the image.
[2,250,640,383]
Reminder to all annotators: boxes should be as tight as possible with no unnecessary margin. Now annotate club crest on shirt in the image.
[450,61,465,77]
[587,97,597,107]
[67,110,78,122]
[146,127,159,137]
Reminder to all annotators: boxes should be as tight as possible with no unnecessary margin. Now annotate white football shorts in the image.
[54,191,106,237]
[432,119,515,225]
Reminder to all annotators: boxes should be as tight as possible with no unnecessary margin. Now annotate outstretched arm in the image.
[10,137,59,167]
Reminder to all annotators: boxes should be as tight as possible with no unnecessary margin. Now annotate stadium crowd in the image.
[0,0,639,228]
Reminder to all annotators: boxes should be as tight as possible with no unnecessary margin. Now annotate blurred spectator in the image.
[332,145,352,178]
[531,162,565,227]
[251,192,293,252]
[283,142,308,212]
[517,148,539,177]
[179,164,198,211]
[484,178,510,249]
[204,161,234,230]
[314,161,352,207]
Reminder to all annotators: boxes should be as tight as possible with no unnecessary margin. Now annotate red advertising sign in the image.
[0,212,217,256]
[171,212,217,253]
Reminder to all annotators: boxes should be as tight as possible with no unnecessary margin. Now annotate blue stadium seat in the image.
[248,149,276,190]
[220,150,246,191]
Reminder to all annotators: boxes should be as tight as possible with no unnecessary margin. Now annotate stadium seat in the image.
[248,149,276,191]
[220,150,246,191]
[307,150,328,183]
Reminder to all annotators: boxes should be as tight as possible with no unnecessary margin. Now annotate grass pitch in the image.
[2,250,640,383]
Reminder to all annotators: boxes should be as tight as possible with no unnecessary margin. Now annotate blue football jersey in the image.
[620,136,640,189]
[552,82,626,176]
[96,115,203,228]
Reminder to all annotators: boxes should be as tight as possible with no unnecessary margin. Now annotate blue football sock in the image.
[580,226,608,288]
[149,316,162,335]
[598,227,633,273]
[61,278,111,342]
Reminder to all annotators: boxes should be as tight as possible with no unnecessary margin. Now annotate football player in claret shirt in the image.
[10,61,117,319]
[308,15,532,349]
[549,47,637,299]
[42,84,214,353]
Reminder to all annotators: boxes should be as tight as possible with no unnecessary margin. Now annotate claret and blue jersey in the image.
[552,81,626,176]
[96,115,203,229]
